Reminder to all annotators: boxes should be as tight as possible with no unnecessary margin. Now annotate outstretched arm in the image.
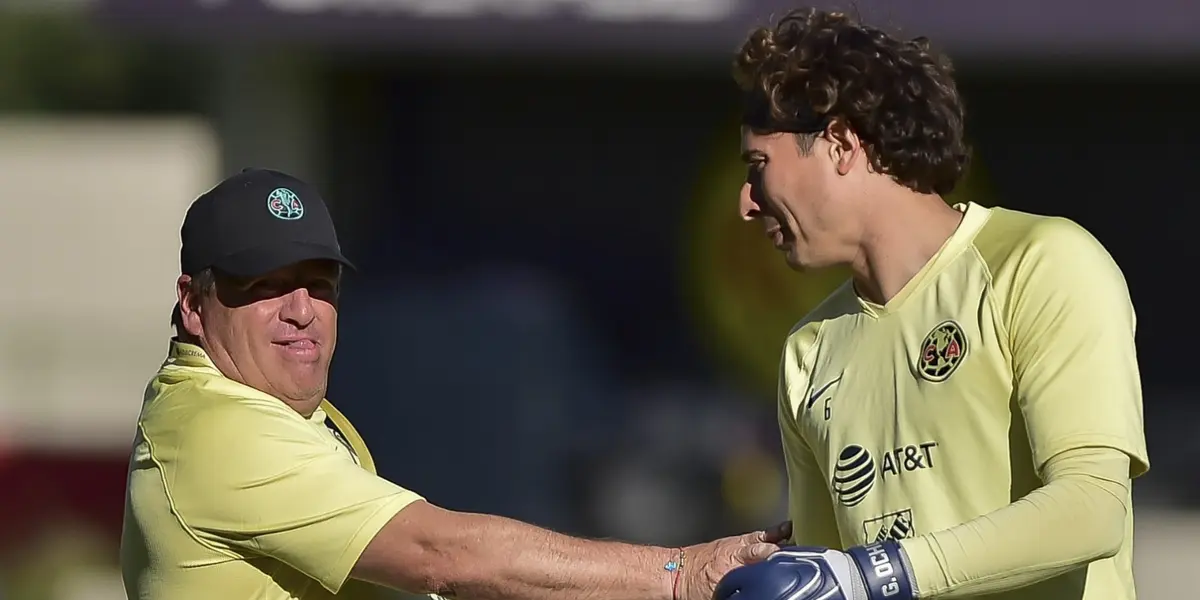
[172,401,784,600]
[353,501,784,600]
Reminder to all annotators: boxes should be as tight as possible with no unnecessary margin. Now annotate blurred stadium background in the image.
[0,1,1197,598]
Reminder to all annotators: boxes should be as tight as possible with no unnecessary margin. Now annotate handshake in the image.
[695,522,916,600]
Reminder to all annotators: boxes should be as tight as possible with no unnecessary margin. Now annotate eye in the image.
[746,159,766,181]
[249,279,287,297]
[307,279,336,293]
[305,279,339,302]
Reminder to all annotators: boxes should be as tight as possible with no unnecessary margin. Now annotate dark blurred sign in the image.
[93,0,1200,60]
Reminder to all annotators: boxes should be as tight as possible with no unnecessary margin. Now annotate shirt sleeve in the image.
[1001,218,1149,476]
[899,446,1131,597]
[166,400,423,594]
[778,367,842,549]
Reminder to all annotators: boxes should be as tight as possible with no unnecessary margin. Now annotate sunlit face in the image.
[739,126,857,270]
[178,260,341,415]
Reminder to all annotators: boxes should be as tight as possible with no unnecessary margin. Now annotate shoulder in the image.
[140,374,320,470]
[971,206,1123,284]
[970,206,1133,331]
[786,280,858,346]
[780,281,857,385]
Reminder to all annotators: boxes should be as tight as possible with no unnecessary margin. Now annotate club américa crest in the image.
[266,187,305,220]
[917,320,966,382]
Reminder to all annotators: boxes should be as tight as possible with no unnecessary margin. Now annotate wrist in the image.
[845,540,917,600]
[662,546,686,600]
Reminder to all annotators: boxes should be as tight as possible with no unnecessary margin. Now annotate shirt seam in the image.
[967,243,1014,377]
[324,494,419,594]
[143,422,249,560]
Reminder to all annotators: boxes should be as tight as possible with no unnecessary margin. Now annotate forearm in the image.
[355,501,678,600]
[424,511,676,600]
[899,447,1130,598]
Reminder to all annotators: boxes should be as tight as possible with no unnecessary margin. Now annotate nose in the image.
[279,287,316,328]
[739,181,761,221]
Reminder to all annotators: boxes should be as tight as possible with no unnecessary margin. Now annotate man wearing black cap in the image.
[119,168,785,600]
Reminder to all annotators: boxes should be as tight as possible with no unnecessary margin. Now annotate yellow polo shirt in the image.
[120,340,423,599]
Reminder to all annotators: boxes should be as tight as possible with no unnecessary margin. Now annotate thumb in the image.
[764,520,792,544]
[736,542,779,564]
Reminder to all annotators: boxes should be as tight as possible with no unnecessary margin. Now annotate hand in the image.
[676,522,789,600]
[762,520,793,545]
[712,541,917,600]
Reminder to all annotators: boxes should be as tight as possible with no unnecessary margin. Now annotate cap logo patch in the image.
[267,187,305,220]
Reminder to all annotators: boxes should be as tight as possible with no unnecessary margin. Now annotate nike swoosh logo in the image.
[805,374,844,411]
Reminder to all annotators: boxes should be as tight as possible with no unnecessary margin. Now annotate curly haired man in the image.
[713,9,1148,600]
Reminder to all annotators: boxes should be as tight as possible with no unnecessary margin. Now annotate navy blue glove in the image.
[712,541,916,600]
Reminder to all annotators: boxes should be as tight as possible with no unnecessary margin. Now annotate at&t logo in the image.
[832,442,939,507]
[832,445,875,507]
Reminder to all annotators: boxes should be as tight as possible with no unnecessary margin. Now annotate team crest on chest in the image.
[917,320,967,382]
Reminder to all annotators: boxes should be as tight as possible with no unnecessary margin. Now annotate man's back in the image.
[120,341,421,600]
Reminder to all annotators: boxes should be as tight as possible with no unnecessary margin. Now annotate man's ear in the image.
[824,119,862,176]
[176,274,204,337]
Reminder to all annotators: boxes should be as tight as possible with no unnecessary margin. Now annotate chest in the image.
[794,296,1014,476]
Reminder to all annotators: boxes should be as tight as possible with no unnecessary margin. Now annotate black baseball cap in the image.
[180,168,355,278]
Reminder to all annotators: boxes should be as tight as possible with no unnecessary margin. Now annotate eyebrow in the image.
[740,150,765,163]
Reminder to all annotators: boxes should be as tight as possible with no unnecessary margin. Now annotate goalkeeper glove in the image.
[713,541,917,600]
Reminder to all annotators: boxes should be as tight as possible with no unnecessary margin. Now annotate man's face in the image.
[738,127,857,270]
[179,260,341,413]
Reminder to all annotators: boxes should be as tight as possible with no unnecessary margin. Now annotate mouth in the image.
[272,338,320,360]
[274,337,316,348]
[765,226,787,249]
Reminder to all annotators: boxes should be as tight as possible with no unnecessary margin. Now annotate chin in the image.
[287,381,328,403]
[785,252,837,273]
[782,248,813,271]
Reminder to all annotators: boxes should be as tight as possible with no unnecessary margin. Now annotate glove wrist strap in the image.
[845,540,916,600]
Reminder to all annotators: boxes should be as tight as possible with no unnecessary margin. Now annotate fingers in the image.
[763,520,793,544]
[736,542,780,563]
[734,530,782,564]
[743,530,766,544]
[743,520,792,545]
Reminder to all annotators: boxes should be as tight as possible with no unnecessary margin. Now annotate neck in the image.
[198,340,324,418]
[286,398,322,418]
[850,189,964,305]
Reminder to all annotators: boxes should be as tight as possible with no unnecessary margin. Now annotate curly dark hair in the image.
[733,8,970,196]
